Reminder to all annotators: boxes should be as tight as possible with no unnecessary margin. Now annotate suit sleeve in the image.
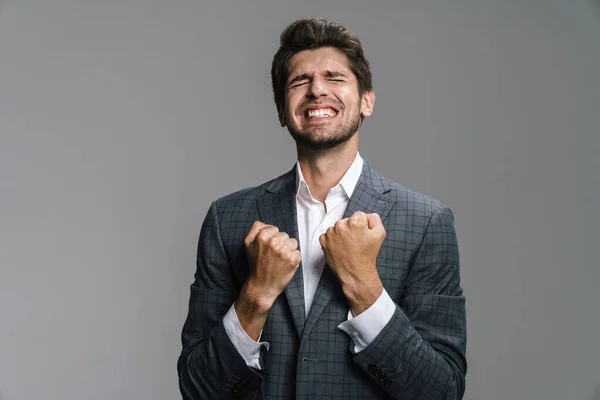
[177,201,264,400]
[352,206,467,399]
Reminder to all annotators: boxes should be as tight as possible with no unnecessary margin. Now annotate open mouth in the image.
[304,107,338,119]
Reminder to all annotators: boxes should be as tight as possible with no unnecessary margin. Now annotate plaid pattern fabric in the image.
[178,160,467,399]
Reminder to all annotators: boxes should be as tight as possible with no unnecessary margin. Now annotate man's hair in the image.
[271,17,373,116]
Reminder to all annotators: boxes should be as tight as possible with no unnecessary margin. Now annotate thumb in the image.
[366,213,382,230]
[351,211,368,226]
[246,220,269,244]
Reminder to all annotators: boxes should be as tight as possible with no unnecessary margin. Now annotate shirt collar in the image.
[295,152,364,200]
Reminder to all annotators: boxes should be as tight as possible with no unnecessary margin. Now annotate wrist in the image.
[341,273,383,316]
[238,280,277,314]
[234,281,274,341]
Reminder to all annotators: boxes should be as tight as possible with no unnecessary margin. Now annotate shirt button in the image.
[313,267,322,275]
[352,331,360,338]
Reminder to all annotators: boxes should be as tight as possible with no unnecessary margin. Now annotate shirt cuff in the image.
[337,289,396,353]
[222,304,270,369]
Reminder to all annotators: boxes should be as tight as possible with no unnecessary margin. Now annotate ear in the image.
[360,89,375,118]
[277,105,287,127]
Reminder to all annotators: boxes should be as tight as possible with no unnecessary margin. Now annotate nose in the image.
[307,76,328,98]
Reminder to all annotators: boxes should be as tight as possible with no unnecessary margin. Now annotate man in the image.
[178,17,467,400]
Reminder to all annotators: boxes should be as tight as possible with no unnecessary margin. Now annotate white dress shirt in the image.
[223,153,396,369]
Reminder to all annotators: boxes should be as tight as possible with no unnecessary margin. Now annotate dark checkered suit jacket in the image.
[178,160,467,399]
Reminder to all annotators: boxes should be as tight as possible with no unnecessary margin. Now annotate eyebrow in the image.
[288,70,348,86]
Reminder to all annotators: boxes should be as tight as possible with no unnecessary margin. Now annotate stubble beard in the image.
[287,106,362,150]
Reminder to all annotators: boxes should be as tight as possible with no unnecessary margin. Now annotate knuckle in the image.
[256,231,267,242]
[269,236,281,248]
[293,251,302,264]
[278,245,290,257]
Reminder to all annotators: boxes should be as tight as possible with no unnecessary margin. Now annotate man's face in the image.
[281,47,374,150]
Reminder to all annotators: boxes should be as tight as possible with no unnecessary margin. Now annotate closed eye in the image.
[291,81,308,88]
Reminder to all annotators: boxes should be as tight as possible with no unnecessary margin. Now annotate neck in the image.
[296,137,358,203]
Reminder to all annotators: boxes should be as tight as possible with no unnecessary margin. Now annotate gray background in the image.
[1,0,599,399]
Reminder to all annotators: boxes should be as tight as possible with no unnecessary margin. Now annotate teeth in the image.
[307,108,336,118]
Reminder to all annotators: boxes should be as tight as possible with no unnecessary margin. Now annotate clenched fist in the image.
[244,221,302,303]
[319,211,386,315]
[235,221,301,340]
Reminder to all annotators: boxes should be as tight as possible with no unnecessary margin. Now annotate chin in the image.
[289,130,355,150]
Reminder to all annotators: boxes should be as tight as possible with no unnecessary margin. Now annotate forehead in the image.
[286,47,354,81]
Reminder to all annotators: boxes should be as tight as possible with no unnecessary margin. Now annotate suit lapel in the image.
[301,161,396,342]
[256,169,306,338]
